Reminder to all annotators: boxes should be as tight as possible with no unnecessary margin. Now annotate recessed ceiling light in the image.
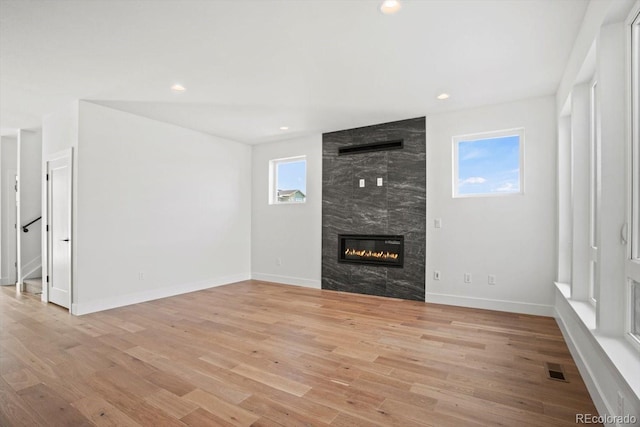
[171,84,186,92]
[279,126,289,130]
[437,93,450,100]
[380,0,401,15]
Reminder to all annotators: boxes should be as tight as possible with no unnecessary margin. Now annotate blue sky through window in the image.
[277,160,306,193]
[457,135,520,195]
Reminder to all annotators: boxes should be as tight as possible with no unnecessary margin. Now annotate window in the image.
[453,129,524,198]
[269,156,306,204]
[589,80,600,305]
[628,10,640,349]
[631,282,640,346]
[633,11,640,262]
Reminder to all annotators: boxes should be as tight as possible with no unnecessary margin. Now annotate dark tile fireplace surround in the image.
[322,117,426,301]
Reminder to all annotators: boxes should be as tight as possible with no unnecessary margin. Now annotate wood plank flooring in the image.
[0,280,601,426]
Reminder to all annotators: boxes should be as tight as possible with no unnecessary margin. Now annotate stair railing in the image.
[22,216,42,233]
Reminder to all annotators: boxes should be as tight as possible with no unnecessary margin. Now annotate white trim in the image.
[15,133,21,291]
[269,155,307,205]
[72,273,251,315]
[424,292,553,316]
[629,3,640,262]
[554,294,611,419]
[1,167,18,288]
[627,1,640,357]
[589,78,600,306]
[452,127,525,198]
[555,284,640,419]
[0,135,2,287]
[42,148,73,309]
[251,272,321,289]
[628,279,640,353]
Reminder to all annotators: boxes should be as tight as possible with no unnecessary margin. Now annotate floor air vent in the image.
[544,362,568,382]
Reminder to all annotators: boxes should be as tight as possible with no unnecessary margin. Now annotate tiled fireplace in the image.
[321,117,426,301]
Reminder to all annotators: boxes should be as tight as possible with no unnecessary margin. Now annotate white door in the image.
[47,155,71,309]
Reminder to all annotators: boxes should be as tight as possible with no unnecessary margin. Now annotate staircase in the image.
[24,277,42,295]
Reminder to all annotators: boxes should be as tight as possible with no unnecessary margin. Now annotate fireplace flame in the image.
[344,248,399,260]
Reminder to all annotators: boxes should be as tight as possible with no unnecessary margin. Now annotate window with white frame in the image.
[453,129,524,198]
[633,11,640,262]
[633,282,640,341]
[269,156,307,204]
[589,80,600,305]
[628,9,640,347]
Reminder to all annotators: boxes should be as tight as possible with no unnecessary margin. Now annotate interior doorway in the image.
[1,169,18,286]
[44,149,72,309]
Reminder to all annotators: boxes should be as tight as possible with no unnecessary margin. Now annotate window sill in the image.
[555,282,640,402]
[593,332,640,399]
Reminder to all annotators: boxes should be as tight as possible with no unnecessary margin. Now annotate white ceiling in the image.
[0,0,588,144]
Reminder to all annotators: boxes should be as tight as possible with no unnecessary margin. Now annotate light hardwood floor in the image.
[1,280,600,426]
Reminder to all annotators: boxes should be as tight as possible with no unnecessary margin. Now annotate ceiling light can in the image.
[380,0,401,15]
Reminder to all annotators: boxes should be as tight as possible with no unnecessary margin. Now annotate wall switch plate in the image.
[464,273,472,283]
[488,274,496,285]
[434,218,442,228]
[434,271,441,280]
[359,179,365,188]
[377,177,383,186]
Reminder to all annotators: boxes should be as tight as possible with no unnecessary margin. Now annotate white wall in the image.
[19,129,42,278]
[42,102,79,157]
[73,101,251,314]
[426,96,557,315]
[251,134,322,288]
[42,102,80,303]
[570,84,592,301]
[0,136,18,285]
[557,116,572,284]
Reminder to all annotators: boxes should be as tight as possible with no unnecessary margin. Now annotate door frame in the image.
[1,168,18,287]
[42,148,73,311]
[15,172,21,290]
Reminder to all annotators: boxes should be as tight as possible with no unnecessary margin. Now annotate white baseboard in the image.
[71,273,251,315]
[425,292,554,316]
[251,272,321,289]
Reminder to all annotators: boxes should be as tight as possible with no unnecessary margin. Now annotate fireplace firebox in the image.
[338,235,404,268]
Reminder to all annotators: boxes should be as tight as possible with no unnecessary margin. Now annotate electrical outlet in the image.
[434,218,442,228]
[377,177,383,186]
[464,273,472,283]
[138,272,144,280]
[276,257,282,266]
[488,274,496,285]
[434,271,441,280]
[359,179,365,188]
